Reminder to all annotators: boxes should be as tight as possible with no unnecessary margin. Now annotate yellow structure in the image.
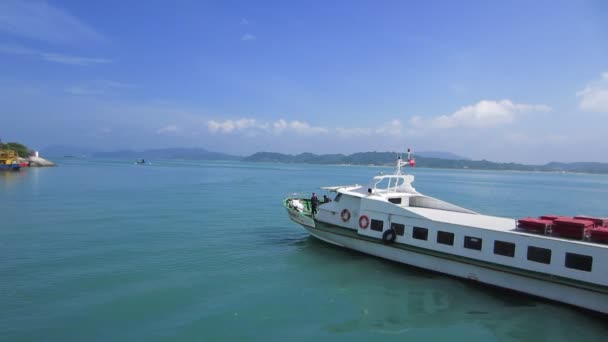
[0,149,18,165]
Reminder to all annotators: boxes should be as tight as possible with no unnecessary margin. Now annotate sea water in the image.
[1,159,607,341]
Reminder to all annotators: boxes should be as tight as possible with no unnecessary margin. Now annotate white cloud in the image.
[208,118,327,135]
[157,124,180,134]
[410,99,551,129]
[208,118,262,133]
[41,53,111,66]
[335,127,372,136]
[505,132,567,145]
[272,119,287,133]
[208,118,405,138]
[0,44,36,55]
[0,44,111,66]
[0,0,105,43]
[66,80,133,96]
[577,72,608,113]
[66,85,101,96]
[375,119,402,136]
[336,120,403,137]
[272,119,328,135]
[241,33,256,41]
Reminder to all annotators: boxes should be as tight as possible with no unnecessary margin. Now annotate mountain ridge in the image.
[41,146,608,174]
[244,151,608,174]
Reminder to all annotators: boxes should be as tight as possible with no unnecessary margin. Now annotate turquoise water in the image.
[1,160,607,341]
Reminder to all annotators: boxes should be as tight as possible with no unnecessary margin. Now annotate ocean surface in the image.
[1,159,607,341]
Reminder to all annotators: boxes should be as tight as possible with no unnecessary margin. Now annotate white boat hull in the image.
[303,224,608,314]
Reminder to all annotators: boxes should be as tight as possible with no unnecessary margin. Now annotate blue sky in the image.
[1,0,607,163]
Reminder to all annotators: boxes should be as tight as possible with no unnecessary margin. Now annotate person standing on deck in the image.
[311,192,320,216]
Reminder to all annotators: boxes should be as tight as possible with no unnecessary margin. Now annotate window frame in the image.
[565,252,593,272]
[464,236,483,251]
[527,246,552,264]
[493,240,516,257]
[436,231,454,246]
[370,219,384,232]
[412,226,428,241]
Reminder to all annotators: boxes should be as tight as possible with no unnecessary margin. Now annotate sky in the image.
[0,0,607,163]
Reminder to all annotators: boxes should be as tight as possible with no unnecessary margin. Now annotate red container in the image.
[574,216,608,227]
[552,218,594,239]
[518,218,552,234]
[590,227,608,243]
[554,218,595,228]
[539,215,569,221]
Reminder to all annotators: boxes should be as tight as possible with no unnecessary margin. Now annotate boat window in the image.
[374,178,390,190]
[370,219,384,232]
[464,236,482,251]
[391,223,405,236]
[334,194,342,202]
[436,231,454,246]
[565,253,593,272]
[374,177,406,192]
[413,227,428,241]
[388,198,402,204]
[494,241,515,257]
[527,246,551,264]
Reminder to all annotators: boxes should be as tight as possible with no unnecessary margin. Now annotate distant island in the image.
[92,148,240,161]
[42,146,608,174]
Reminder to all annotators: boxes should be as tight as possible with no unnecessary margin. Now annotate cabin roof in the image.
[406,207,517,231]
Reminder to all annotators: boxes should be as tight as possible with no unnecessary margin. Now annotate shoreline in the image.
[236,160,608,176]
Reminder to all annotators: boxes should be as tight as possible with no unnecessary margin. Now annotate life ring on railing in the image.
[382,228,397,244]
[359,215,369,229]
[340,209,351,222]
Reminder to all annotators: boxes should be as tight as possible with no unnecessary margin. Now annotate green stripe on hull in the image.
[308,220,608,295]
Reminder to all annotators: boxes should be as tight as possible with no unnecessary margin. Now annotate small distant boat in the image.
[284,149,608,314]
[135,159,151,165]
[0,149,21,171]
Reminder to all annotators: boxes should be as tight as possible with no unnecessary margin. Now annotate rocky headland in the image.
[20,156,56,167]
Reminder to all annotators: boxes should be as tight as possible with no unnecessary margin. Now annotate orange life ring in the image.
[340,209,351,222]
[359,215,369,229]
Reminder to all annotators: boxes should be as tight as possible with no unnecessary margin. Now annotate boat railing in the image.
[320,184,360,192]
[284,196,313,215]
[286,192,311,200]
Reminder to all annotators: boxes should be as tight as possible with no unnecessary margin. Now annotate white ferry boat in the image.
[284,150,608,314]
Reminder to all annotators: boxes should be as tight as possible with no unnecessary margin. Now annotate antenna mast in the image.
[396,148,414,175]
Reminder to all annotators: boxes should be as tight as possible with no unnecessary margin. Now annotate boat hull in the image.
[299,222,608,315]
[0,164,20,171]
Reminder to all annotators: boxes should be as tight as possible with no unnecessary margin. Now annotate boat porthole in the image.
[359,215,369,229]
[341,209,351,222]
